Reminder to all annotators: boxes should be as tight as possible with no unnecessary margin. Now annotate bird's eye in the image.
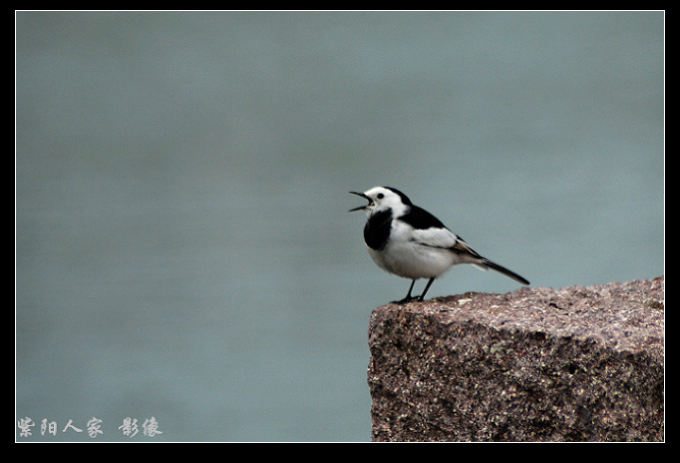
[377,193,384,199]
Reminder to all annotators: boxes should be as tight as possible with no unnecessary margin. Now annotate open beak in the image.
[349,191,371,212]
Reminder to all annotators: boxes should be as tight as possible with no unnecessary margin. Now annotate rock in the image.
[367,277,664,442]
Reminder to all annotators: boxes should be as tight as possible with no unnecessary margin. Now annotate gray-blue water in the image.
[16,11,664,441]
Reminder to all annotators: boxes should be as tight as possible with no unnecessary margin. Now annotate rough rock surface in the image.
[367,277,664,442]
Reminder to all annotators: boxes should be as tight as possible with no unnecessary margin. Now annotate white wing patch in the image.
[411,227,486,266]
[409,227,458,249]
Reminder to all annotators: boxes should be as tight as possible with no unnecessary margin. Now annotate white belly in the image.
[367,239,459,280]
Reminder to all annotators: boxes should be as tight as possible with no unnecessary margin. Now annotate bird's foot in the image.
[391,295,423,305]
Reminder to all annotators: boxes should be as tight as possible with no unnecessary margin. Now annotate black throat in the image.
[364,209,392,251]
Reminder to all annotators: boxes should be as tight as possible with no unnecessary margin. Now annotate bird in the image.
[349,186,529,304]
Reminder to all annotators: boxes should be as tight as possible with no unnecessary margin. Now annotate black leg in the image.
[393,280,417,304]
[417,278,436,301]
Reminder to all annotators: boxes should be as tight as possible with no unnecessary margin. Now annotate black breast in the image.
[364,209,392,251]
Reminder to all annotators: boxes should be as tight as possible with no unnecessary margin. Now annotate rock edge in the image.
[367,277,664,442]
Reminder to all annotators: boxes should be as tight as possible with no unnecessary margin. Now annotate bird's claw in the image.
[392,295,423,305]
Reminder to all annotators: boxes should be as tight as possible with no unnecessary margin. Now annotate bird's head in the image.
[349,186,412,216]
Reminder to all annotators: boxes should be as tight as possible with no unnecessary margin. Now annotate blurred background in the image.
[16,11,663,441]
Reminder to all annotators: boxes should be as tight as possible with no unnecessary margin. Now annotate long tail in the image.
[451,238,530,285]
[476,258,530,285]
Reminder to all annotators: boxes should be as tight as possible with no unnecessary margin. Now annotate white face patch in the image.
[362,187,410,218]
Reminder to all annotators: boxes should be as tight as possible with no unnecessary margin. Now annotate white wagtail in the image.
[350,186,529,303]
